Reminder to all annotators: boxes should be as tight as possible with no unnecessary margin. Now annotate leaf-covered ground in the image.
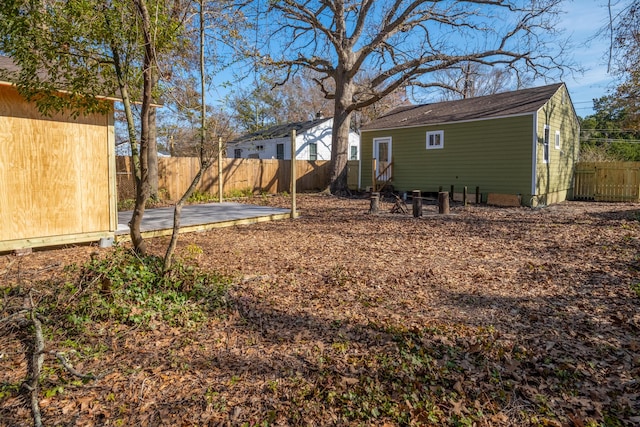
[1,194,640,426]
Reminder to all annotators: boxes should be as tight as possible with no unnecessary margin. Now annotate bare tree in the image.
[263,0,569,193]
[604,1,640,130]
[427,62,533,101]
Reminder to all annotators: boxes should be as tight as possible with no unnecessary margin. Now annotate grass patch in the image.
[225,187,254,199]
[187,190,218,203]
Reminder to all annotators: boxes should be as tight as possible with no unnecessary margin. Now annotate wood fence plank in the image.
[574,161,640,202]
[115,157,331,202]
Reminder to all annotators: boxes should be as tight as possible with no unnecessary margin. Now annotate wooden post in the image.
[438,192,450,214]
[412,190,422,217]
[463,186,468,206]
[450,185,454,201]
[372,159,377,192]
[218,136,223,203]
[369,192,380,214]
[476,186,480,204]
[290,130,297,218]
[439,185,443,192]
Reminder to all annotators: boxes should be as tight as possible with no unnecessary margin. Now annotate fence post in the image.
[463,186,468,206]
[476,186,480,204]
[291,130,297,218]
[218,136,223,203]
[412,190,422,217]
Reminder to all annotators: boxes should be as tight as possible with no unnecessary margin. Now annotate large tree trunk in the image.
[129,0,155,255]
[329,79,353,194]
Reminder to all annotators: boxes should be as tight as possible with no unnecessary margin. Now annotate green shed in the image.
[360,83,580,206]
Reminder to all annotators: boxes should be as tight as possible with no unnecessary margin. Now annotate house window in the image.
[234,148,242,158]
[350,145,358,160]
[276,143,284,160]
[309,142,317,160]
[256,144,265,151]
[426,130,444,149]
[555,130,561,149]
[543,124,550,163]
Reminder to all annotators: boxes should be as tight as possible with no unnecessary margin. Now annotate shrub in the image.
[54,246,229,332]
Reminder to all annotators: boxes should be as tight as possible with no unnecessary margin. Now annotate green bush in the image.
[54,246,229,332]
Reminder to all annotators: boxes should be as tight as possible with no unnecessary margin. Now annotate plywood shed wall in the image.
[0,84,117,251]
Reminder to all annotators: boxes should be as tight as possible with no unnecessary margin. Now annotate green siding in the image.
[362,114,535,198]
[535,86,580,204]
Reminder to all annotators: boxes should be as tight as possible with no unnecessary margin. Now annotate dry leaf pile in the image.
[1,194,639,426]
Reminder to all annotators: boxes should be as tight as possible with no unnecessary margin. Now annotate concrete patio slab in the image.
[116,202,292,241]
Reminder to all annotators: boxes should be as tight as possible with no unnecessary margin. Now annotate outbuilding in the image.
[0,56,117,251]
[360,83,580,206]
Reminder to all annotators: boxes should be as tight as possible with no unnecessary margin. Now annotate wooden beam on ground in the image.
[0,231,115,253]
[486,193,522,207]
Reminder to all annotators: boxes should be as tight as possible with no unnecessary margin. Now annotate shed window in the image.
[426,130,444,149]
[309,142,317,160]
[543,124,550,163]
[276,143,284,159]
[234,148,242,158]
[555,130,561,149]
[256,144,265,151]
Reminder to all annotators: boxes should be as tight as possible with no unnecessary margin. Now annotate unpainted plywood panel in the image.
[0,85,111,241]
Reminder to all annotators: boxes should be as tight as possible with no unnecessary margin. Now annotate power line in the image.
[581,129,640,132]
[580,138,640,144]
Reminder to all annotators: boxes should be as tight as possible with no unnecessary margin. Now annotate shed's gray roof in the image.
[0,55,33,86]
[0,55,20,79]
[361,83,565,131]
[231,117,332,144]
[0,55,158,105]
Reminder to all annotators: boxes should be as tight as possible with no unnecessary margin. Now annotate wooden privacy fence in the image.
[116,157,330,201]
[574,161,640,202]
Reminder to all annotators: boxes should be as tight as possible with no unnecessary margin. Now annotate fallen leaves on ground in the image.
[1,194,639,426]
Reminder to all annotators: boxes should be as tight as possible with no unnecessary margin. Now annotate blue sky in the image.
[558,0,621,117]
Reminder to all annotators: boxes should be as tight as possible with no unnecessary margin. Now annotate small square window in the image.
[426,130,444,149]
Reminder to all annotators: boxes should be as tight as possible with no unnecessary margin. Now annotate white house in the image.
[227,117,360,161]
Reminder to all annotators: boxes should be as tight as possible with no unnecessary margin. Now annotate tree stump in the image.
[438,192,450,214]
[412,190,422,217]
[369,192,380,214]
